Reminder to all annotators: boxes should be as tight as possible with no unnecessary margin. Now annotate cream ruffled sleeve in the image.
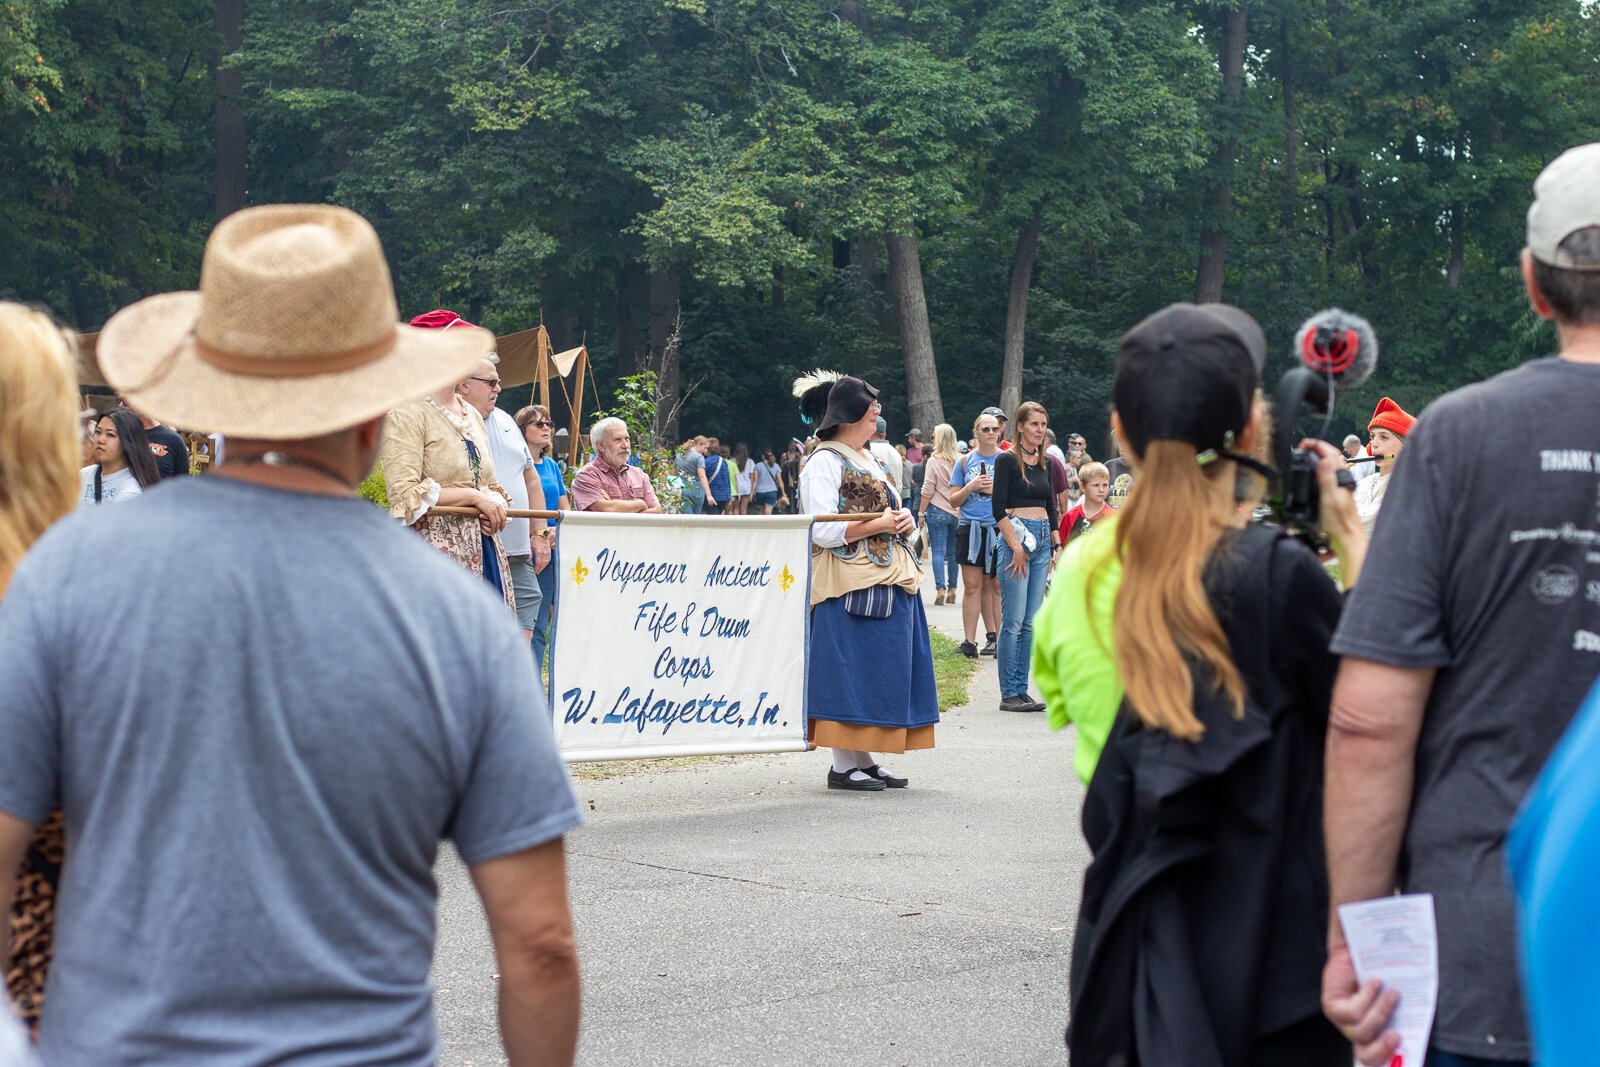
[381,402,442,524]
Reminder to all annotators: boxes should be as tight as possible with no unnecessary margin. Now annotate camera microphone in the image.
[1271,308,1382,542]
[1294,308,1378,389]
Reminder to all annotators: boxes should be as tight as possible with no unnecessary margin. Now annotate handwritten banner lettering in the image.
[550,513,812,761]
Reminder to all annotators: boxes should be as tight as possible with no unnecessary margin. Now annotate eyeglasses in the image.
[469,376,501,388]
[978,426,1001,433]
[529,419,552,429]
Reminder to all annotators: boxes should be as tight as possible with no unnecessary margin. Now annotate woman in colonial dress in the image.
[380,309,514,611]
[794,371,939,791]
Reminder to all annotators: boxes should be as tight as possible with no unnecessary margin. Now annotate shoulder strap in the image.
[94,466,103,502]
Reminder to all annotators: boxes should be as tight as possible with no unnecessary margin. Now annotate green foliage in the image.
[5,0,1599,454]
[357,462,389,509]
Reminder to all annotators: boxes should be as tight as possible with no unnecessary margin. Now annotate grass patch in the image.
[929,629,979,712]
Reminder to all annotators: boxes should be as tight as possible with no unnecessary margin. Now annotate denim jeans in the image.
[925,508,960,591]
[996,517,1052,698]
[530,554,557,688]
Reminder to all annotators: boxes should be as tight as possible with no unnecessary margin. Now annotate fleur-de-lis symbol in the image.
[779,565,795,592]
[570,557,589,587]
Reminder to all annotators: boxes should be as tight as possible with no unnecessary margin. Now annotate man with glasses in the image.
[462,352,551,649]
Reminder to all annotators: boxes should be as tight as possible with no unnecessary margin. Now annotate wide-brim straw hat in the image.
[98,204,493,440]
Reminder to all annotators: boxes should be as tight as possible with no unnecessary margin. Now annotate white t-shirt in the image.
[78,465,142,508]
[483,407,535,556]
[1353,469,1390,536]
[868,440,905,497]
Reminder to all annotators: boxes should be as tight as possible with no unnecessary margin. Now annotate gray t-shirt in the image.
[1331,356,1600,1061]
[0,477,582,1065]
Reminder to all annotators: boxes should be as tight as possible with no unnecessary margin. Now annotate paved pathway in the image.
[433,583,1087,1066]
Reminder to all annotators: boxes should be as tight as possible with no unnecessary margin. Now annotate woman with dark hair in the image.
[78,408,160,507]
[516,403,569,683]
[793,370,938,791]
[1064,303,1366,1066]
[991,401,1060,712]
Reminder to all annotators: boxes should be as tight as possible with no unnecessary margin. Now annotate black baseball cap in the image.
[1113,302,1266,457]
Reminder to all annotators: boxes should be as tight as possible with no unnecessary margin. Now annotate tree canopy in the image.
[3,0,1597,449]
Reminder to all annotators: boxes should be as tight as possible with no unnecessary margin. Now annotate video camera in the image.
[1266,309,1378,543]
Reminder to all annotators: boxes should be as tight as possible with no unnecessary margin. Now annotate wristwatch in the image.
[533,528,553,539]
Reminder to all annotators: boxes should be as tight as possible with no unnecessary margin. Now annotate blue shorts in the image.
[754,490,778,507]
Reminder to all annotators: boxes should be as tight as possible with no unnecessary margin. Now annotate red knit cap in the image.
[408,308,477,330]
[1368,396,1416,438]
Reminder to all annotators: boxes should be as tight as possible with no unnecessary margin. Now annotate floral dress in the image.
[380,396,516,612]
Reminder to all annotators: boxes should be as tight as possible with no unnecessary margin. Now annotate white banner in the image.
[549,512,813,762]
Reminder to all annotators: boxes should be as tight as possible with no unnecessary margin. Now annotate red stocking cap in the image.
[408,309,477,330]
[1368,396,1416,438]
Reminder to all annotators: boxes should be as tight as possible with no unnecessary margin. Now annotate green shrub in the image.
[358,462,389,509]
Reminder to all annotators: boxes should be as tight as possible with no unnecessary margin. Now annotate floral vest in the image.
[806,441,923,607]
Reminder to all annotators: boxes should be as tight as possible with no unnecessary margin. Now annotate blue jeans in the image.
[530,554,557,687]
[996,517,1051,698]
[925,508,959,591]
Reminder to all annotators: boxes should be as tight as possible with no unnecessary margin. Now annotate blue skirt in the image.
[807,589,940,731]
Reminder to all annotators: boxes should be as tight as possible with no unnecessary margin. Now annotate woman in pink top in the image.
[917,423,962,605]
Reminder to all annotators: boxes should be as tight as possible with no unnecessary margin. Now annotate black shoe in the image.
[860,764,908,788]
[979,633,997,656]
[957,640,979,658]
[828,768,887,792]
[1000,694,1045,713]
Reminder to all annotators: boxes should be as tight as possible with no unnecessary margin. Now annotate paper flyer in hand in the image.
[1336,893,1439,1067]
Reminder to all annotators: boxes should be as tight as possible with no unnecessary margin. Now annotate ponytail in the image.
[1109,440,1244,740]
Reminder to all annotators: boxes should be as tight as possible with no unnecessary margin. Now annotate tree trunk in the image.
[1194,1,1248,304]
[999,209,1042,419]
[885,231,945,436]
[648,269,681,443]
[615,259,649,379]
[213,0,246,220]
[1447,205,1464,290]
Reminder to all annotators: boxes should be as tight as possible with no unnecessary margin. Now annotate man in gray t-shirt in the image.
[0,205,583,1066]
[1322,144,1600,1066]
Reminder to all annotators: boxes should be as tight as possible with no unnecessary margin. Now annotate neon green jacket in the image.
[1032,514,1123,785]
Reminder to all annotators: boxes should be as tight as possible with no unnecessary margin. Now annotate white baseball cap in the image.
[1527,143,1600,271]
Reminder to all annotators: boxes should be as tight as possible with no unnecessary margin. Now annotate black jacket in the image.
[1068,524,1343,1067]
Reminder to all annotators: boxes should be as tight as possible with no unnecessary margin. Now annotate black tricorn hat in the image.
[793,370,879,439]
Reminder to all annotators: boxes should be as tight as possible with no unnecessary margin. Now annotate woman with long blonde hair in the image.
[1064,303,1366,1066]
[916,424,962,604]
[0,305,80,592]
[1,302,83,1037]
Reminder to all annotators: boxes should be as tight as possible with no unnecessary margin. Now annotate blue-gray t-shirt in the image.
[0,476,583,1065]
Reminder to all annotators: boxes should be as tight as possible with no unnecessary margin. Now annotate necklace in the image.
[224,451,355,490]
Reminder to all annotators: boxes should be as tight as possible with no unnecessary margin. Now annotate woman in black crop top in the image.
[992,401,1062,712]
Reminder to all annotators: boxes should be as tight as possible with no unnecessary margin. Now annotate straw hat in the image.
[98,204,493,439]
